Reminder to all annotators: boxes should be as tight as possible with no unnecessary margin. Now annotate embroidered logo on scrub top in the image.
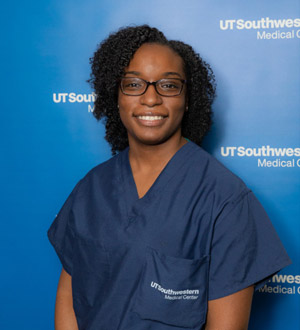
[150,282,199,300]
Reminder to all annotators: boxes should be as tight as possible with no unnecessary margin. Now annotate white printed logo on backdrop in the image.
[53,92,96,112]
[219,17,300,40]
[259,274,300,295]
[220,146,300,168]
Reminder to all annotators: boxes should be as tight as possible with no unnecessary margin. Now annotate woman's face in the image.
[118,43,187,147]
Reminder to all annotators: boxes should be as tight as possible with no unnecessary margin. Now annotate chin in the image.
[136,133,175,146]
[138,138,165,146]
[129,126,181,146]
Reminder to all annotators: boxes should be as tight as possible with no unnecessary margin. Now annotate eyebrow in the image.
[123,71,183,78]
[163,72,182,78]
[123,71,141,76]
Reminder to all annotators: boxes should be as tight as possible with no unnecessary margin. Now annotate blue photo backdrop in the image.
[1,0,299,328]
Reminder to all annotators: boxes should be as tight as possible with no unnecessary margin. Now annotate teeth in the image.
[138,116,164,120]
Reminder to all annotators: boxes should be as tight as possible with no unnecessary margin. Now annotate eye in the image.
[159,80,181,90]
[122,78,144,90]
[125,82,141,88]
[162,83,179,89]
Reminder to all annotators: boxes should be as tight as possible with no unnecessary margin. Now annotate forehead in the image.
[126,43,185,77]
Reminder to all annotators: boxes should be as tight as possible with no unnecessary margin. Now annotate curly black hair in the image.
[88,25,216,155]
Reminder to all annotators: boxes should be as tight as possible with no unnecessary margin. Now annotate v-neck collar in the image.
[120,141,195,219]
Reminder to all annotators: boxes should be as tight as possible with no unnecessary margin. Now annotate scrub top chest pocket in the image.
[133,247,209,329]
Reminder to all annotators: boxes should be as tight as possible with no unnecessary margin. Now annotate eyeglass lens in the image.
[121,78,183,96]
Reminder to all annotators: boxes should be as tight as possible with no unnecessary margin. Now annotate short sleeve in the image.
[208,190,292,300]
[47,181,81,275]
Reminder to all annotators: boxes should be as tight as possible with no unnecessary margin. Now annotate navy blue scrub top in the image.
[48,141,291,330]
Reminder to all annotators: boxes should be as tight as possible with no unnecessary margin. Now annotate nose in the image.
[140,84,163,107]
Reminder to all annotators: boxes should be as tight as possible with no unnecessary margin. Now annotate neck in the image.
[128,135,188,172]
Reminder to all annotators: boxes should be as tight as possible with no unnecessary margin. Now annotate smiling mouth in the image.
[134,114,167,127]
[137,115,165,121]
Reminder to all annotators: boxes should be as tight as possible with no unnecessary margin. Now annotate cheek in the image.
[168,98,186,117]
[118,107,130,129]
[118,95,130,120]
[118,91,125,109]
[118,94,136,129]
[118,92,137,113]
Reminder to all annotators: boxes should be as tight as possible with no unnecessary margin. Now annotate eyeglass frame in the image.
[119,77,187,97]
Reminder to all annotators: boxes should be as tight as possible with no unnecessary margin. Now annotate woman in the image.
[48,25,291,330]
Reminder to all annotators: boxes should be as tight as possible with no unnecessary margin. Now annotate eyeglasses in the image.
[120,77,186,97]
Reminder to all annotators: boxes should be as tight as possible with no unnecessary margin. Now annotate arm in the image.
[55,268,79,330]
[205,285,254,330]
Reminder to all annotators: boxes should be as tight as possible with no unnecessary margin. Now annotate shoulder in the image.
[187,142,250,203]
[86,150,122,178]
[73,148,126,196]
